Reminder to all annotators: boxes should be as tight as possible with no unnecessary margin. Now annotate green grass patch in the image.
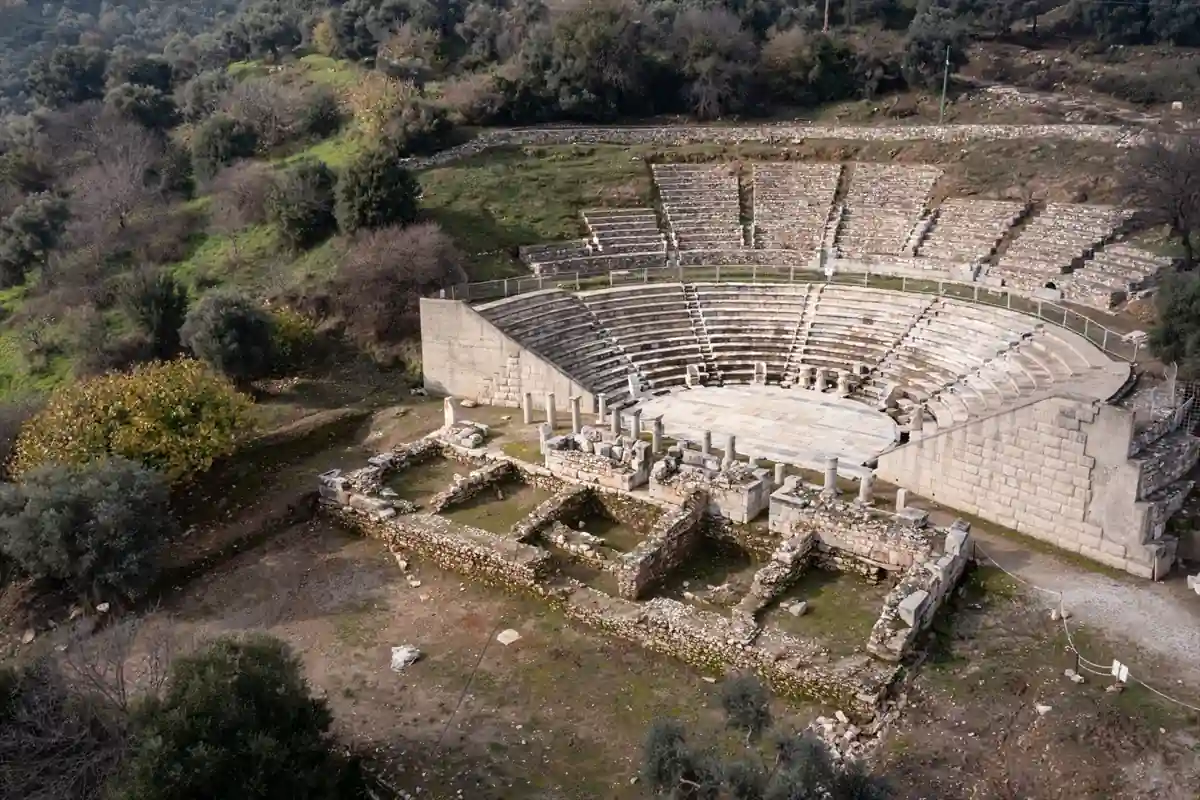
[167,225,283,293]
[502,440,542,464]
[277,130,366,170]
[295,54,364,90]
[419,144,653,280]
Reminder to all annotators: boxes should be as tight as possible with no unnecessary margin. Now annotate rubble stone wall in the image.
[769,478,938,571]
[427,460,517,514]
[614,490,708,600]
[511,485,592,543]
[867,522,973,661]
[559,587,894,717]
[329,506,554,587]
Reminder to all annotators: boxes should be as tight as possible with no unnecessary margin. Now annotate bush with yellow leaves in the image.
[10,359,253,484]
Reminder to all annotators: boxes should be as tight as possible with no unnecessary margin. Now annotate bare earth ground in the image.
[7,383,1200,799]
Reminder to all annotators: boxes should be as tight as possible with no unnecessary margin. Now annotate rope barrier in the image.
[973,543,1200,715]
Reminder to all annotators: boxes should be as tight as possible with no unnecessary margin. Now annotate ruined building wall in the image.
[876,396,1175,577]
[420,298,595,409]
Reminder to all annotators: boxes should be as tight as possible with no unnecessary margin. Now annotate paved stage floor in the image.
[634,385,899,478]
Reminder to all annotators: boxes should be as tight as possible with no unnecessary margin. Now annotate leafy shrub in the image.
[111,634,363,800]
[209,161,277,233]
[266,160,338,250]
[117,267,189,360]
[334,144,420,234]
[720,673,772,741]
[178,69,233,123]
[298,85,343,140]
[181,291,275,385]
[10,359,252,483]
[319,222,465,349]
[270,306,319,373]
[382,97,453,156]
[0,398,42,480]
[192,113,259,182]
[0,457,174,602]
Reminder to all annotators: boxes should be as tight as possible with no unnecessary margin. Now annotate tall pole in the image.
[938,45,951,125]
[823,0,831,32]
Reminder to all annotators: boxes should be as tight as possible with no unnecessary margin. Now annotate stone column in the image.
[896,488,909,512]
[651,416,664,454]
[722,435,737,469]
[798,366,813,390]
[747,455,759,470]
[813,369,827,393]
[774,463,786,486]
[836,370,851,397]
[857,471,875,505]
[538,423,551,455]
[545,392,557,429]
[522,392,533,425]
[597,393,608,425]
[443,397,458,427]
[569,395,582,434]
[701,430,712,456]
[631,409,643,439]
[821,457,839,497]
[610,407,622,437]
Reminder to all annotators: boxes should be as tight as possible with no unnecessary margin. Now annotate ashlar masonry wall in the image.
[420,298,595,410]
[876,396,1164,577]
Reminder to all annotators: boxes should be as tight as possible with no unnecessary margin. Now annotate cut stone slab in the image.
[897,590,930,627]
[496,629,522,646]
[390,645,422,672]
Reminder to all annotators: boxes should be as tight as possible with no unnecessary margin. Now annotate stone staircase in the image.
[682,283,719,384]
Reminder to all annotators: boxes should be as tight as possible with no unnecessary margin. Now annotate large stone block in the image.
[897,590,930,627]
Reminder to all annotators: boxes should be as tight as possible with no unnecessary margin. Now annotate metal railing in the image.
[445,264,1143,363]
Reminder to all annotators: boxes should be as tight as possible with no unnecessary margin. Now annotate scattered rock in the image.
[1106,682,1125,694]
[394,554,409,571]
[410,387,428,396]
[786,600,809,617]
[20,629,35,644]
[500,415,511,422]
[407,579,423,588]
[1035,703,1052,715]
[418,594,430,602]
[96,602,110,614]
[496,629,522,646]
[1064,668,1086,684]
[390,645,422,672]
[460,399,478,408]
[68,607,83,621]
[701,677,716,684]
[835,710,850,725]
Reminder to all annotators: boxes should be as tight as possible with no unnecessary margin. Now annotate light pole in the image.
[938,45,951,125]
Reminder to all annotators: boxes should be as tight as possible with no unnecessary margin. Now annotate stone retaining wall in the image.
[400,123,1133,171]
[866,522,973,661]
[614,490,708,600]
[734,534,816,622]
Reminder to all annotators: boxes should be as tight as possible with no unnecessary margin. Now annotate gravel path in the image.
[972,531,1200,691]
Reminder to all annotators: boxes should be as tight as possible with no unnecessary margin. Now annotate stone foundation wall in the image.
[734,534,816,622]
[650,453,774,524]
[769,478,939,571]
[329,507,554,587]
[511,485,592,543]
[559,587,894,717]
[614,490,708,599]
[427,460,517,514]
[544,430,651,491]
[867,522,972,661]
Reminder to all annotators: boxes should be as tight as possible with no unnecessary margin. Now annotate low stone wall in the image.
[511,485,592,543]
[427,460,517,514]
[614,490,708,600]
[560,587,894,717]
[769,478,938,571]
[328,507,554,588]
[321,437,444,501]
[734,534,816,622]
[866,521,972,661]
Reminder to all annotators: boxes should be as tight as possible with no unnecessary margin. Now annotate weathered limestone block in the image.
[735,533,817,621]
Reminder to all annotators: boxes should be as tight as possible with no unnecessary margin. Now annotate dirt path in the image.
[970,530,1200,693]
